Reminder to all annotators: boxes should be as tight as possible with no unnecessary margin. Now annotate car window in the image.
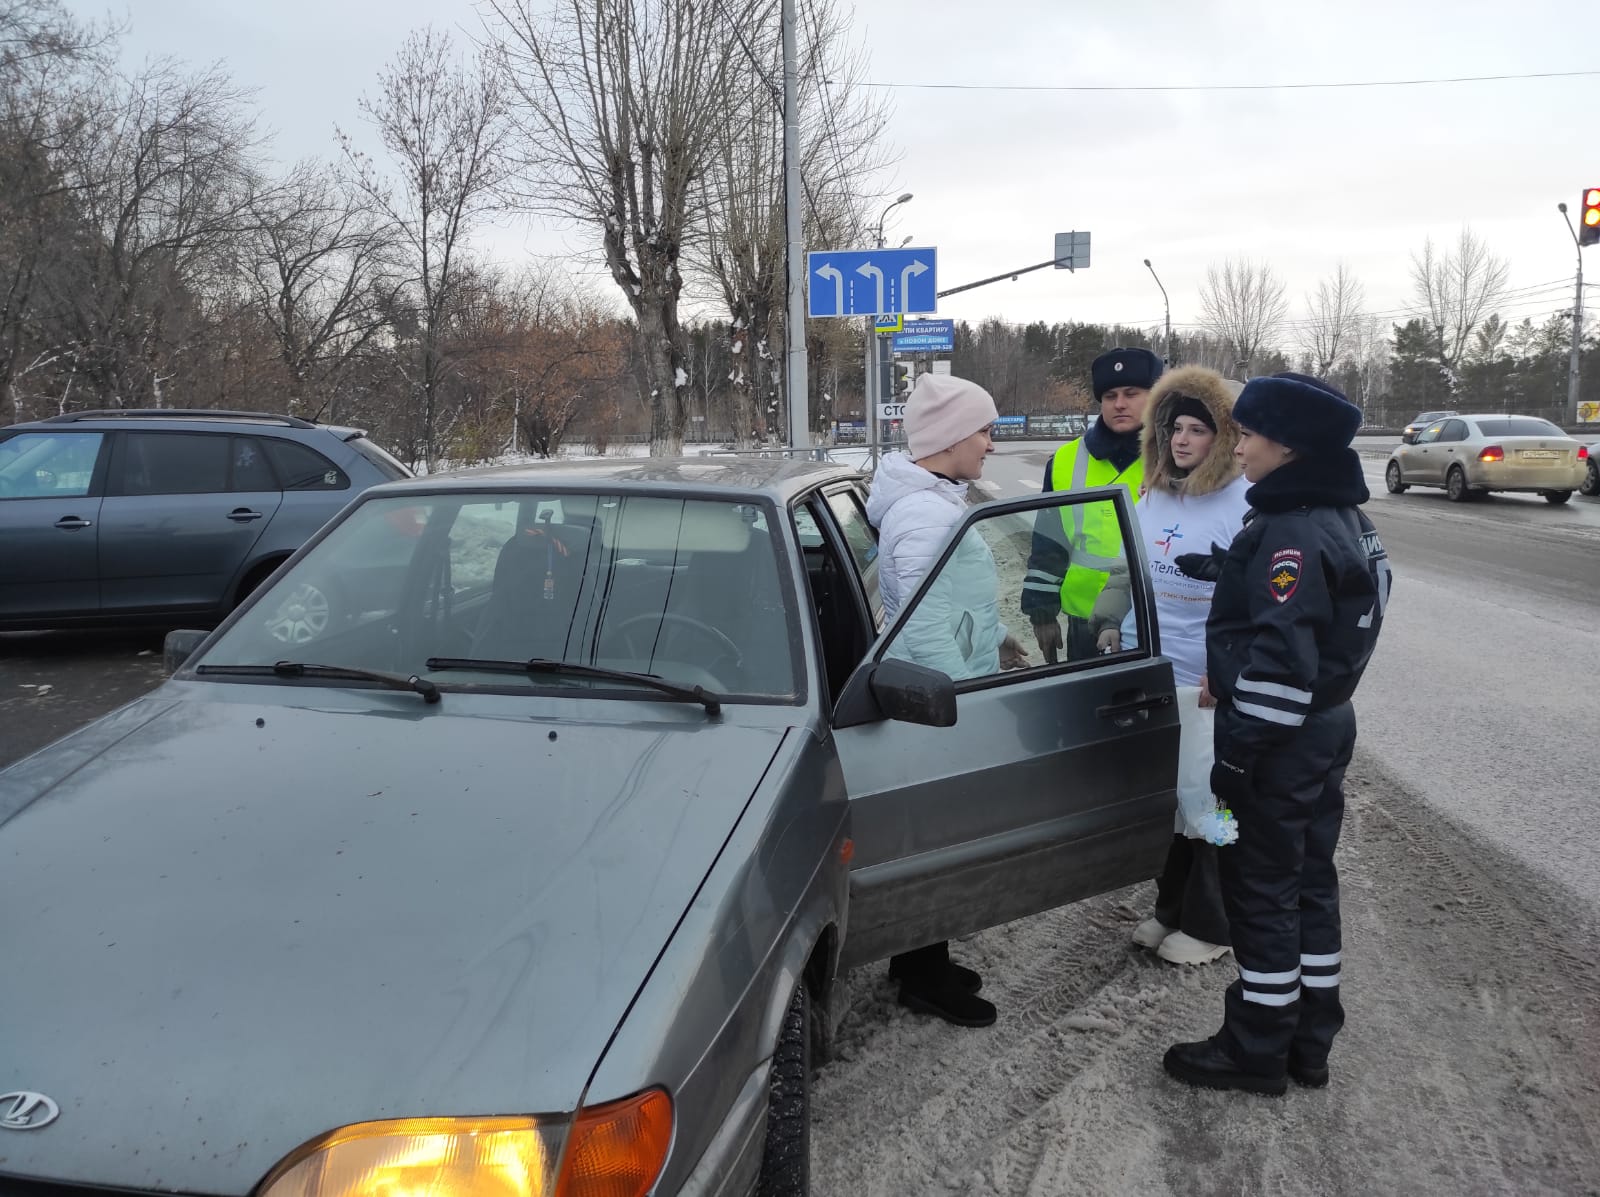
[262,438,350,490]
[232,437,279,491]
[793,497,875,704]
[1438,420,1468,443]
[202,492,800,702]
[116,432,229,496]
[0,432,104,498]
[1472,417,1564,438]
[1415,423,1445,445]
[881,497,1144,684]
[823,488,878,574]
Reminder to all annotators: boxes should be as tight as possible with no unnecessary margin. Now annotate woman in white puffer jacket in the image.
[863,372,1025,1029]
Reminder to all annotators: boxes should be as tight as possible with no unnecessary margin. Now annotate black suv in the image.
[0,410,410,631]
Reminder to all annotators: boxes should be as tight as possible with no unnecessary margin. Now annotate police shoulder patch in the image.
[1267,547,1302,603]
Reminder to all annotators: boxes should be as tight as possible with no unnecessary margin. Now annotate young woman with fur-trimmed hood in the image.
[1092,365,1250,966]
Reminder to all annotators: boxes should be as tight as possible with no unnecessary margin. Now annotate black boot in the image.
[1287,1053,1329,1088]
[1162,1036,1287,1096]
[889,955,983,994]
[898,976,997,1027]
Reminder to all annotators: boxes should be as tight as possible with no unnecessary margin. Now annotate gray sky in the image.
[77,0,1594,346]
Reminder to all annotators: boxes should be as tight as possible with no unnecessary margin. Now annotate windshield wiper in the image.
[195,661,441,704]
[425,656,721,715]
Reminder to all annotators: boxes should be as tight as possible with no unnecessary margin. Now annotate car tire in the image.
[1542,489,1572,505]
[1445,466,1472,503]
[755,984,811,1197]
[1385,461,1408,494]
[1580,459,1599,497]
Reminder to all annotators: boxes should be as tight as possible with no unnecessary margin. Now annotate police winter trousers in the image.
[1217,702,1356,1073]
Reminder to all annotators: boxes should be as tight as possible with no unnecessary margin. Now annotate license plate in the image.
[1519,450,1559,459]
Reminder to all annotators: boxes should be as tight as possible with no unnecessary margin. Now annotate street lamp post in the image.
[1144,258,1171,364]
[1558,202,1585,426]
[867,193,912,466]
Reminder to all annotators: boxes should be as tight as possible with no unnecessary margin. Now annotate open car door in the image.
[831,486,1179,968]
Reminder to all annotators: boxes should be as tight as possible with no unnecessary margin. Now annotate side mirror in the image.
[834,658,957,729]
[163,629,208,675]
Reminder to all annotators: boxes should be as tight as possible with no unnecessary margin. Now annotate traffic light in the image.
[895,361,915,396]
[1583,188,1600,247]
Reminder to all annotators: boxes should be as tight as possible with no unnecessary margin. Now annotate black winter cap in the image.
[1232,371,1363,455]
[1092,347,1164,401]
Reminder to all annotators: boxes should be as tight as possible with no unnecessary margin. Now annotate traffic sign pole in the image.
[781,0,809,451]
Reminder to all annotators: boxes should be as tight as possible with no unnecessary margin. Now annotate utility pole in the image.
[1144,258,1172,363]
[780,0,808,452]
[1558,202,1584,426]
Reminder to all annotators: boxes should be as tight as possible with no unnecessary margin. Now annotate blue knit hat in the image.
[1232,371,1362,455]
[1091,347,1164,401]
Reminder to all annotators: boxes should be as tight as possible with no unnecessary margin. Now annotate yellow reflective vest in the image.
[1051,438,1144,618]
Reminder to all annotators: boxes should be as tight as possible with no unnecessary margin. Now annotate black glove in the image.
[1210,754,1254,807]
[1174,541,1229,583]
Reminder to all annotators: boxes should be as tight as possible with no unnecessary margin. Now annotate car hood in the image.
[0,692,786,1193]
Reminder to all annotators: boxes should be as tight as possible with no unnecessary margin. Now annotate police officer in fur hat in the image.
[1162,372,1393,1096]
[1022,346,1164,660]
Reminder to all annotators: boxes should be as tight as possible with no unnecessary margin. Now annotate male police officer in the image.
[1022,346,1163,660]
[1163,372,1392,1096]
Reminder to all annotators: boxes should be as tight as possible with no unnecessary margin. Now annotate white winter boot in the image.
[1131,917,1174,950]
[1156,931,1232,965]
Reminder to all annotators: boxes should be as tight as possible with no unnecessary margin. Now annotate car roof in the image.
[1453,413,1566,423]
[374,454,862,501]
[7,409,347,435]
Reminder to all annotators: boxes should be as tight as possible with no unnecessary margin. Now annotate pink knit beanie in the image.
[906,373,999,459]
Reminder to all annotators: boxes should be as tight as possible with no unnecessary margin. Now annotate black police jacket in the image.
[1181,450,1392,760]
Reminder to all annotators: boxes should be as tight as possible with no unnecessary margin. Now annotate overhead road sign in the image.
[808,247,938,317]
[893,319,955,353]
[1054,230,1091,271]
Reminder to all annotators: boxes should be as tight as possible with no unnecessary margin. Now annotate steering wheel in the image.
[613,612,744,671]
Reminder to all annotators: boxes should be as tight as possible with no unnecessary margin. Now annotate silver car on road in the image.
[0,458,1177,1197]
[1385,413,1590,504]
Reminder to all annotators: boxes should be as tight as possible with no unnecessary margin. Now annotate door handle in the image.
[53,516,93,530]
[228,508,264,522]
[1096,691,1173,728]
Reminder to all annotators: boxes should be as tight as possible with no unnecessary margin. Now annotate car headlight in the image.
[257,1091,672,1197]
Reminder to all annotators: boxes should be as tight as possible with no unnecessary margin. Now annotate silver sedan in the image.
[1385,414,1590,504]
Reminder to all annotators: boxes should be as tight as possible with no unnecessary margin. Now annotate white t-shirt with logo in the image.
[1120,475,1252,687]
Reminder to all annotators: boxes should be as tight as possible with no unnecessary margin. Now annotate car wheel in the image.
[1542,489,1572,505]
[1445,466,1472,503]
[264,580,335,645]
[755,984,811,1197]
[1580,459,1599,497]
[1385,461,1408,494]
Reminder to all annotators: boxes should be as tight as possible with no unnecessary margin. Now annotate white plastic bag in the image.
[1174,685,1218,840]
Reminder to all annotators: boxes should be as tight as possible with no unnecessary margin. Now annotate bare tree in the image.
[1198,258,1288,375]
[486,0,766,453]
[1409,227,1509,385]
[1300,262,1365,376]
[690,0,889,443]
[39,61,265,407]
[341,27,509,469]
[0,0,118,420]
[241,161,398,421]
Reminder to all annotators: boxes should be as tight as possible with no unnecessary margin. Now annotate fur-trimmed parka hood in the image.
[1140,366,1245,497]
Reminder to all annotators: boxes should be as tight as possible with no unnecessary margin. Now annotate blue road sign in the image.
[807,247,938,317]
[892,318,955,353]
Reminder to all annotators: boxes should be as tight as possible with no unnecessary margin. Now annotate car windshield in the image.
[199,491,800,702]
[1472,417,1564,438]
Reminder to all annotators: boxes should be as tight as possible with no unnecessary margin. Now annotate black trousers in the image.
[1153,834,1231,946]
[890,940,950,982]
[1217,702,1356,1074]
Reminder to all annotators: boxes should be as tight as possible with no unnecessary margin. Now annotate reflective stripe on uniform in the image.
[1302,972,1341,989]
[1240,966,1300,985]
[1242,986,1302,1006]
[1235,676,1314,704]
[1301,951,1341,966]
[1051,439,1143,618]
[1234,698,1308,726]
